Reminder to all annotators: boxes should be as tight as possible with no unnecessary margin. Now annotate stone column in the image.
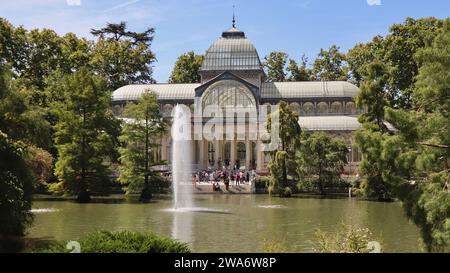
[161,136,168,162]
[199,138,205,169]
[191,140,196,169]
[256,139,263,172]
[245,138,251,170]
[214,139,220,169]
[230,138,237,169]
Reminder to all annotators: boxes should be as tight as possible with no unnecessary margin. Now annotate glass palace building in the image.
[112,24,364,174]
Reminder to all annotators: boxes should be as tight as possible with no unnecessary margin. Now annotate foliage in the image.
[36,230,191,253]
[53,69,119,202]
[261,237,289,253]
[354,19,450,251]
[297,132,348,195]
[312,45,348,81]
[1,18,156,95]
[47,182,65,196]
[0,64,52,150]
[314,223,381,253]
[169,51,204,83]
[24,145,54,193]
[266,101,301,196]
[118,92,168,200]
[0,131,34,236]
[287,54,312,81]
[263,51,288,82]
[347,17,443,108]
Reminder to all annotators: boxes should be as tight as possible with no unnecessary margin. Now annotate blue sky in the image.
[0,0,448,83]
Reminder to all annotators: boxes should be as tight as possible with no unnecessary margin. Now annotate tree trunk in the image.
[141,114,151,202]
[78,107,90,203]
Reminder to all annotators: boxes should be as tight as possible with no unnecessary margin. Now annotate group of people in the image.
[192,168,255,191]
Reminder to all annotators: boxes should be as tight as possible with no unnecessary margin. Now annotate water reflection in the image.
[171,210,192,245]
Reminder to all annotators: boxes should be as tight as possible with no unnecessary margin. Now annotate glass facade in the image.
[201,80,256,111]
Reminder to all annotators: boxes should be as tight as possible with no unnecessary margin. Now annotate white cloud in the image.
[66,0,81,6]
[367,0,382,6]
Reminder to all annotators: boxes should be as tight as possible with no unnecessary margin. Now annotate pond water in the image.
[27,195,422,252]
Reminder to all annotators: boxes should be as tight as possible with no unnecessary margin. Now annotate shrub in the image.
[47,182,65,196]
[314,223,382,253]
[35,230,191,253]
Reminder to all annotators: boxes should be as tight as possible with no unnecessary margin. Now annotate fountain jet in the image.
[171,105,193,210]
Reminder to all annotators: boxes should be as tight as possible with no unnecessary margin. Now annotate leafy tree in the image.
[347,17,443,108]
[91,22,155,46]
[297,132,348,195]
[263,51,288,82]
[382,20,450,251]
[118,92,168,201]
[355,62,390,131]
[0,64,52,150]
[91,22,156,90]
[312,45,348,81]
[0,131,34,236]
[266,101,301,196]
[287,54,311,81]
[54,69,118,202]
[168,51,204,83]
[355,19,450,251]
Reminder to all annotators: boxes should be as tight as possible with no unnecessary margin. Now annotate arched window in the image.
[317,102,328,114]
[346,102,356,114]
[163,104,173,117]
[201,80,256,112]
[289,103,301,115]
[302,102,314,115]
[331,102,342,114]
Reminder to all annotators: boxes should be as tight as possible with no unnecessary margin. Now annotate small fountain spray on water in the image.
[171,105,193,210]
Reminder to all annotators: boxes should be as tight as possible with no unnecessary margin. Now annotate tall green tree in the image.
[355,19,450,251]
[118,92,168,201]
[382,20,450,251]
[168,51,204,83]
[54,69,118,202]
[263,51,288,82]
[266,101,301,196]
[354,62,395,200]
[312,45,348,81]
[297,132,348,195]
[90,22,156,90]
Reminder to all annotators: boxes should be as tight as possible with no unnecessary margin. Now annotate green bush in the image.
[36,230,191,253]
[314,223,382,253]
[47,182,65,196]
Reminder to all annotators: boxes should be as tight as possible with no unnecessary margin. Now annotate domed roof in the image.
[200,27,263,72]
